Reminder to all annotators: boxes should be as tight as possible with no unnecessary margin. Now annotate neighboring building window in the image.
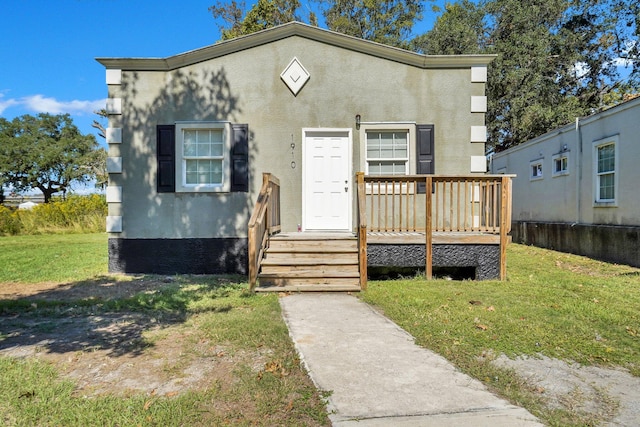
[366,130,409,175]
[593,137,618,204]
[552,153,569,177]
[530,160,543,180]
[176,122,231,192]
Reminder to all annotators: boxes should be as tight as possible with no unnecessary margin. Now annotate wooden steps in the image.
[256,233,361,292]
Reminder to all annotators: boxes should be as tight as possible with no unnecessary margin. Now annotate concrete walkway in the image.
[280,293,543,426]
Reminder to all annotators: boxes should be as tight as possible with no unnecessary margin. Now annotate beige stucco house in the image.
[97,22,496,276]
[491,96,640,267]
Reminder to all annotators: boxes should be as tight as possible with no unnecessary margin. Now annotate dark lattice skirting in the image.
[108,238,248,275]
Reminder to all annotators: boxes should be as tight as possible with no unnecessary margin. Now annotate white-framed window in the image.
[552,153,569,177]
[593,136,618,205]
[365,130,409,175]
[529,160,543,181]
[176,122,231,192]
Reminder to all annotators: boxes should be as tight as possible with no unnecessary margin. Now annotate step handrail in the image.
[248,173,281,291]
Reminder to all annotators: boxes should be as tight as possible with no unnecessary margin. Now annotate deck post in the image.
[425,175,433,280]
[499,176,509,280]
[356,172,368,290]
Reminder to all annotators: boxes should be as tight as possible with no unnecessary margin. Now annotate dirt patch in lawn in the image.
[0,278,269,397]
[493,354,640,426]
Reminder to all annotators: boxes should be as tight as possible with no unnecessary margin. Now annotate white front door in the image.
[303,129,352,231]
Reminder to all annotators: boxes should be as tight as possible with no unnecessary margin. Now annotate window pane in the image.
[185,159,223,185]
[393,132,407,157]
[368,162,381,175]
[531,164,542,177]
[211,142,223,157]
[211,161,222,183]
[186,160,197,173]
[185,129,225,158]
[366,132,381,158]
[366,131,409,160]
[379,162,395,174]
[393,162,406,174]
[599,173,614,200]
[198,142,212,156]
[598,144,614,173]
[184,130,197,156]
[369,161,406,176]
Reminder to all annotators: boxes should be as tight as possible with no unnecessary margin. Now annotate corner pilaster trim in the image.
[471,66,487,83]
[106,69,122,85]
[470,155,487,172]
[471,96,487,113]
[106,98,122,115]
[106,127,122,144]
[106,216,123,233]
[107,157,123,173]
[106,186,123,203]
[470,126,487,143]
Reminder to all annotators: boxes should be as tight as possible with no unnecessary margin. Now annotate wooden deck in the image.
[248,173,514,291]
[367,231,502,245]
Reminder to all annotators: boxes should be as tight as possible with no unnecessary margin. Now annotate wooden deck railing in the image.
[356,173,513,280]
[248,173,281,291]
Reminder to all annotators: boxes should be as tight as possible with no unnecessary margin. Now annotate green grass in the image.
[0,234,330,426]
[0,357,203,426]
[6,234,639,425]
[0,233,107,283]
[361,243,640,426]
[0,281,330,426]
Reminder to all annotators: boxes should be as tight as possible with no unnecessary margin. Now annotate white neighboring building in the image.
[491,96,640,267]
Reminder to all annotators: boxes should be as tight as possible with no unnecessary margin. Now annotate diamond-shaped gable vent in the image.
[280,57,310,95]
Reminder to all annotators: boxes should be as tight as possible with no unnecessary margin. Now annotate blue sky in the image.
[1,0,445,145]
[1,0,227,142]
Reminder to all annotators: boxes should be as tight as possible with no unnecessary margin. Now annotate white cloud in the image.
[20,95,106,115]
[0,93,106,116]
[0,93,19,114]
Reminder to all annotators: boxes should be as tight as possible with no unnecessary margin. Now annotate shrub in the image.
[0,206,21,235]
[1,194,107,235]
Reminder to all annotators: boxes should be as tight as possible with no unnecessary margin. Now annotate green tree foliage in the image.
[317,0,426,48]
[416,0,639,151]
[411,0,486,54]
[91,109,109,189]
[210,0,314,40]
[210,0,426,48]
[0,113,107,203]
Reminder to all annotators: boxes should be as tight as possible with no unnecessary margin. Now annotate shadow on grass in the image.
[0,275,245,357]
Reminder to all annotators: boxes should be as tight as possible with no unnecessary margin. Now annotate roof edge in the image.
[96,22,496,71]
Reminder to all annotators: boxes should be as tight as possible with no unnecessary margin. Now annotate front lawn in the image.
[362,243,640,426]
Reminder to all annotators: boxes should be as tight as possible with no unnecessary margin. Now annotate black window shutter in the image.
[156,125,175,193]
[231,124,249,192]
[416,124,435,194]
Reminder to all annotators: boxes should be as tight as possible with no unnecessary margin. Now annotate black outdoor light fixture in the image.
[355,114,361,130]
